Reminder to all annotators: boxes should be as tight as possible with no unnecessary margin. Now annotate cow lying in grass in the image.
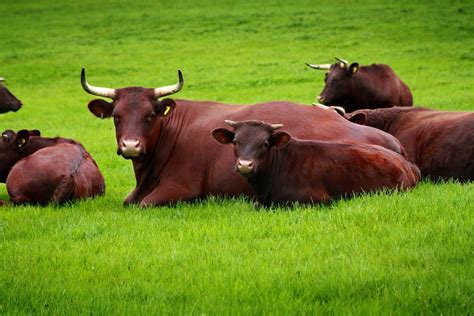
[212,120,420,207]
[0,130,105,205]
[346,107,474,182]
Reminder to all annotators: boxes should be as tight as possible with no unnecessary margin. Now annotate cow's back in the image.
[6,143,105,204]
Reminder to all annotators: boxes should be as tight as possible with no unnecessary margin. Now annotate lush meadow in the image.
[1,0,473,313]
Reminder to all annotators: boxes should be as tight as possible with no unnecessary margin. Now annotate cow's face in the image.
[0,129,39,182]
[82,69,183,160]
[318,62,359,106]
[212,120,290,177]
[0,80,22,114]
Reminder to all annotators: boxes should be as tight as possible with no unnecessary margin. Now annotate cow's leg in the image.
[139,181,200,207]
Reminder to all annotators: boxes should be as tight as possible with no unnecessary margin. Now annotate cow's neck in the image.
[131,111,186,200]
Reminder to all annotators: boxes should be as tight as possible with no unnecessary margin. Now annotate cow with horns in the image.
[306,57,413,112]
[0,77,22,114]
[81,68,408,207]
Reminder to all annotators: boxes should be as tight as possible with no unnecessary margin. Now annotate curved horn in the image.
[305,63,331,70]
[224,120,238,128]
[81,68,116,99]
[154,70,184,98]
[270,123,283,131]
[335,57,349,67]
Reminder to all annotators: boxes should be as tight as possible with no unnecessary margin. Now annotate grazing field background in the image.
[1,0,473,313]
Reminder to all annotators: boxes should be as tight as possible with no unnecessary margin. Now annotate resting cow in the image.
[306,57,413,112]
[0,130,105,205]
[81,68,408,207]
[0,77,22,113]
[212,120,420,207]
[346,107,474,182]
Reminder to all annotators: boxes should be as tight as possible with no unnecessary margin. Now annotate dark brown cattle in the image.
[81,69,407,207]
[0,77,22,113]
[212,120,420,207]
[346,107,474,181]
[306,57,413,112]
[0,130,105,205]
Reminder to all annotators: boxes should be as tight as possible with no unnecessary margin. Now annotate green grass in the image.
[1,0,473,313]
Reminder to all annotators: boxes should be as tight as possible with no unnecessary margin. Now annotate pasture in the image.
[1,0,473,313]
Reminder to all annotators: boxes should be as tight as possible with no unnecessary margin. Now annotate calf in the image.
[212,120,420,207]
[0,77,22,113]
[306,57,413,112]
[0,129,105,205]
[346,107,474,181]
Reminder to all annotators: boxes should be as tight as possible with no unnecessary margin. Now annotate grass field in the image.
[1,0,473,313]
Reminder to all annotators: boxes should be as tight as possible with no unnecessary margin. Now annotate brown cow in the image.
[0,129,105,205]
[0,77,22,113]
[212,120,420,207]
[81,69,408,207]
[346,107,474,182]
[306,57,413,112]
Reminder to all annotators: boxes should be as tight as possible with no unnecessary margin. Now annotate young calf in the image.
[212,120,420,207]
[346,107,474,181]
[0,129,105,205]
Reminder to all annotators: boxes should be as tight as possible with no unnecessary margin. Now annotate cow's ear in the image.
[88,99,114,119]
[16,129,30,148]
[270,131,291,149]
[29,130,41,137]
[212,128,234,144]
[156,98,177,117]
[349,63,359,75]
[349,113,367,125]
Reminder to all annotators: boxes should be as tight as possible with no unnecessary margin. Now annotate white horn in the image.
[335,57,349,67]
[81,68,116,99]
[270,123,283,131]
[305,63,331,70]
[224,120,238,128]
[154,70,184,98]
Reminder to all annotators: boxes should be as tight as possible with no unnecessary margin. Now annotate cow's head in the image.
[0,129,40,182]
[306,57,359,107]
[81,69,183,160]
[212,120,290,177]
[0,78,22,114]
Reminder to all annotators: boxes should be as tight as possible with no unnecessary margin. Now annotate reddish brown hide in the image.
[0,130,105,205]
[213,120,420,207]
[307,58,412,112]
[346,107,474,182]
[0,78,22,114]
[82,69,407,207]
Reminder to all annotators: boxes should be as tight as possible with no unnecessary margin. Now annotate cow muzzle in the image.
[118,138,144,159]
[236,159,255,175]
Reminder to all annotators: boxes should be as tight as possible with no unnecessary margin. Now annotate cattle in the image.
[346,107,474,182]
[0,129,105,205]
[0,77,22,113]
[212,120,420,207]
[306,57,413,112]
[81,68,408,207]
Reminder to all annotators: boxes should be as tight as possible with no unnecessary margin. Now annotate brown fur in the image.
[213,120,420,206]
[346,107,474,181]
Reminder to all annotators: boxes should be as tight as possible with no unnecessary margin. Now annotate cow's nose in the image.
[237,159,255,174]
[317,95,325,102]
[119,138,142,158]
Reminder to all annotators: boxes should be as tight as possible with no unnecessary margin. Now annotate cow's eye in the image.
[113,115,121,124]
[145,113,156,123]
[264,141,270,147]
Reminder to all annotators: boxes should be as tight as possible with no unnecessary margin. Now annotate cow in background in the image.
[346,107,474,182]
[0,77,22,113]
[0,129,105,205]
[306,57,413,112]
